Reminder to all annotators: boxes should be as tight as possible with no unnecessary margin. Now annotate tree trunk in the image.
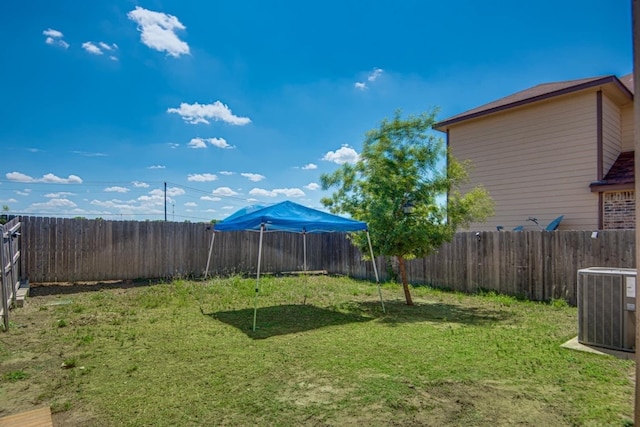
[398,256,414,305]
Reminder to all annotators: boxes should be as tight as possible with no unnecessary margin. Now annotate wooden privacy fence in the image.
[1,217,22,330]
[18,217,635,305]
[401,230,635,305]
[20,217,211,282]
[18,216,373,283]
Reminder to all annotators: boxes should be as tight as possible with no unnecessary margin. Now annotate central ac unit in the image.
[577,267,636,352]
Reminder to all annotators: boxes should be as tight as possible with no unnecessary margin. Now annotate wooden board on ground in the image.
[0,406,53,427]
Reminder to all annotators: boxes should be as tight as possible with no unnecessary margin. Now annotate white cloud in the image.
[212,187,239,197]
[219,171,234,176]
[248,188,305,198]
[98,42,117,51]
[187,138,207,149]
[43,28,69,49]
[167,101,251,125]
[322,145,359,164]
[208,137,233,149]
[148,187,185,197]
[82,42,103,55]
[241,173,265,182]
[127,6,190,58]
[168,143,179,149]
[136,195,163,204]
[304,183,320,191]
[91,199,140,210]
[188,173,218,182]
[6,172,33,182]
[45,192,76,198]
[81,41,118,58]
[184,202,197,207]
[31,198,77,209]
[105,186,129,193]
[188,137,234,149]
[16,191,30,196]
[148,165,166,169]
[302,163,317,170]
[368,68,384,82]
[6,172,82,184]
[132,181,150,188]
[355,68,383,90]
[72,150,108,157]
[43,28,63,38]
[200,196,221,202]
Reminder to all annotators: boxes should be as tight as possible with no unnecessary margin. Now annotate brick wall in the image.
[603,190,635,229]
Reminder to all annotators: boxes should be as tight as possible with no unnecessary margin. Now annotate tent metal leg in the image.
[302,231,308,304]
[204,231,216,279]
[253,224,265,331]
[367,231,385,313]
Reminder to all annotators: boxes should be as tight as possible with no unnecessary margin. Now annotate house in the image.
[434,74,634,231]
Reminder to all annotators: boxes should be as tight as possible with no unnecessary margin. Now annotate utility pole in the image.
[164,181,167,222]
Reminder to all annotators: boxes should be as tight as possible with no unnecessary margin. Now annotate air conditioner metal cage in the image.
[577,267,636,352]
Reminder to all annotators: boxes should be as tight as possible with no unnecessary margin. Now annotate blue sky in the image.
[0,1,632,221]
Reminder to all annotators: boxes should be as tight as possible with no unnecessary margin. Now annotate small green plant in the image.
[3,369,28,382]
[56,319,68,328]
[77,334,94,345]
[550,298,569,308]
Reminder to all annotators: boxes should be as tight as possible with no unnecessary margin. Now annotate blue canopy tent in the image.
[204,201,383,331]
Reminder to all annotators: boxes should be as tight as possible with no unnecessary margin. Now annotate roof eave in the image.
[433,75,634,132]
[589,182,635,192]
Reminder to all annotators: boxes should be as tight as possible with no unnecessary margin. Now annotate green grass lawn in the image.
[0,276,635,426]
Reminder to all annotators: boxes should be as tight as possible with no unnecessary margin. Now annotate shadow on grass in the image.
[330,300,514,326]
[207,304,374,339]
[208,298,513,339]
[352,300,515,326]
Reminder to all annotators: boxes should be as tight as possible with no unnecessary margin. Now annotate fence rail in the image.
[18,216,635,305]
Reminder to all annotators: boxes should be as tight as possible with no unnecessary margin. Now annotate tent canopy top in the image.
[214,200,367,233]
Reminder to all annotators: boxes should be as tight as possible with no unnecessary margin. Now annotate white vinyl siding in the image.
[448,91,598,231]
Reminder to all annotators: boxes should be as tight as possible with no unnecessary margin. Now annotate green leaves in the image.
[321,108,494,267]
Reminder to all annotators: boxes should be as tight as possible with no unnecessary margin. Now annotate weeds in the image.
[3,369,29,382]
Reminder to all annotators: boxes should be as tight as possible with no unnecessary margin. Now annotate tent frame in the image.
[204,225,384,331]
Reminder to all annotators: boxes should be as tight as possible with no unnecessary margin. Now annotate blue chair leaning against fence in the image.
[497,215,564,232]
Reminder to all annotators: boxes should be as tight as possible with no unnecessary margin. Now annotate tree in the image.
[320,110,494,305]
[0,205,9,225]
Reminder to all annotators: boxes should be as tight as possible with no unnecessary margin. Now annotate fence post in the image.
[1,225,8,330]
